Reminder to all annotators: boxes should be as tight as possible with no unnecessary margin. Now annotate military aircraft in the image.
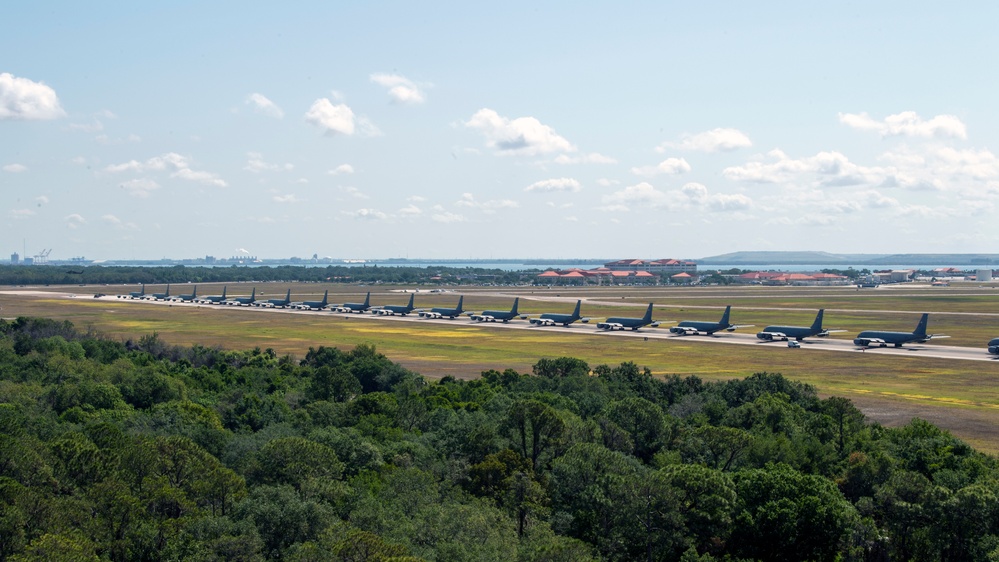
[372,294,417,316]
[419,296,466,319]
[529,299,589,326]
[853,313,948,348]
[756,309,843,342]
[330,292,371,313]
[151,284,171,301]
[119,284,146,299]
[597,303,660,331]
[989,338,999,355]
[171,286,198,302]
[295,290,329,310]
[470,298,527,322]
[258,289,292,308]
[200,286,228,304]
[225,288,257,306]
[669,306,753,336]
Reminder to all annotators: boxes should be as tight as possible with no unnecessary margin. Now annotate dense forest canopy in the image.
[1,316,998,561]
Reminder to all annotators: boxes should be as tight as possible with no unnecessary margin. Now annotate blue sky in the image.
[3,1,998,260]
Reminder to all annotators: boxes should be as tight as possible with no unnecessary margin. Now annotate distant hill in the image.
[698,251,999,266]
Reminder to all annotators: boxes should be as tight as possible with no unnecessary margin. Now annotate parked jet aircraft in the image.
[756,309,843,341]
[226,288,256,306]
[529,300,589,326]
[419,296,465,319]
[597,303,660,331]
[171,286,198,302]
[470,298,527,322]
[120,284,146,299]
[200,286,227,304]
[670,306,753,336]
[295,290,329,310]
[258,289,292,308]
[989,338,999,355]
[372,294,417,316]
[331,292,371,313]
[151,285,171,301]
[853,313,948,348]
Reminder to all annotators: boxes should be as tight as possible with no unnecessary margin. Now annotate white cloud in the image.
[660,128,752,153]
[8,209,35,219]
[69,119,104,133]
[64,214,85,229]
[101,214,139,230]
[329,164,354,175]
[3,163,27,173]
[601,181,751,213]
[596,178,620,187]
[245,152,293,173]
[305,98,356,135]
[35,196,48,204]
[119,178,160,198]
[348,208,388,220]
[407,195,427,202]
[465,108,575,156]
[600,182,672,211]
[340,186,368,199]
[272,194,300,203]
[723,149,884,188]
[554,152,617,164]
[398,204,422,216]
[246,93,284,118]
[105,152,227,187]
[525,178,581,193]
[455,193,519,211]
[0,73,65,120]
[680,182,753,212]
[631,157,692,177]
[370,73,426,104]
[839,111,967,139]
[432,211,466,223]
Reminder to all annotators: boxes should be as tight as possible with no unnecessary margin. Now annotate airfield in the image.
[3,281,999,451]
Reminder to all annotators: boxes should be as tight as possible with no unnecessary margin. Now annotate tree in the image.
[506,399,567,471]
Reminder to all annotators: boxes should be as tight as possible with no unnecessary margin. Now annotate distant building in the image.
[604,258,697,275]
[977,269,994,282]
[10,252,18,265]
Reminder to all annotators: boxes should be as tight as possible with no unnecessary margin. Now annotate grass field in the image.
[5,282,999,452]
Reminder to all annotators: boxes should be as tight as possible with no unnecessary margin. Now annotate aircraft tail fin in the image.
[913,313,929,338]
[406,293,415,309]
[571,300,581,320]
[285,289,291,302]
[510,298,519,315]
[811,309,825,331]
[221,286,226,298]
[363,292,370,307]
[192,286,197,297]
[643,303,654,322]
[456,296,464,313]
[166,284,170,296]
[250,288,256,299]
[321,290,328,306]
[720,305,731,326]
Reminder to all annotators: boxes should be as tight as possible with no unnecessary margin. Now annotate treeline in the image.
[0,265,531,287]
[2,317,999,561]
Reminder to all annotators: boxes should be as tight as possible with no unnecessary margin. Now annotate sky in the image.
[3,1,998,261]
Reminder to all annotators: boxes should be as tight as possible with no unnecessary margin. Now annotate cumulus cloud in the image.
[305,98,357,135]
[600,182,672,211]
[0,73,65,120]
[839,111,967,139]
[659,128,752,153]
[631,157,692,177]
[554,153,617,164]
[601,181,751,213]
[723,149,885,188]
[119,178,160,198]
[340,186,368,199]
[102,214,139,230]
[64,214,86,229]
[35,196,48,204]
[348,208,388,220]
[465,108,575,156]
[455,193,519,211]
[370,73,426,104]
[407,195,427,202]
[272,194,300,203]
[680,182,753,212]
[398,204,422,216]
[105,152,227,187]
[328,164,354,175]
[432,211,466,223]
[525,178,581,193]
[245,152,293,173]
[8,209,35,219]
[246,93,284,118]
[3,163,27,173]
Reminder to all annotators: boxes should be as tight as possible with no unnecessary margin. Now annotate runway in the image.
[86,293,999,364]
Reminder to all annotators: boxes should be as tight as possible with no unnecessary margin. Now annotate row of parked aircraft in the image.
[117,285,994,352]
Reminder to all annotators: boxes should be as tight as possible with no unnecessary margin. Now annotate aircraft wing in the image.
[928,334,950,339]
[726,324,755,331]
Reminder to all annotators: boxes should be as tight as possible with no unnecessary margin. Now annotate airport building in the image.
[10,252,18,265]
[604,258,698,275]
